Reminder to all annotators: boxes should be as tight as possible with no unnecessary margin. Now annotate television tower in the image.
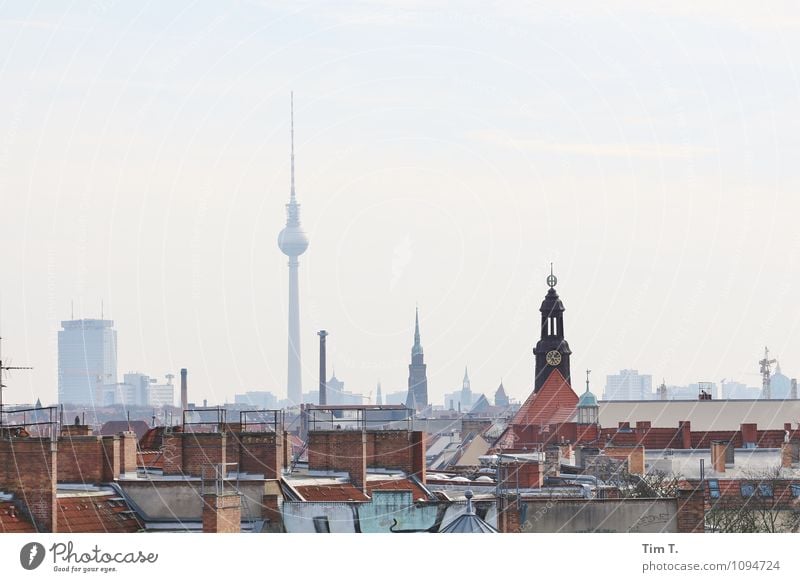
[277,93,309,405]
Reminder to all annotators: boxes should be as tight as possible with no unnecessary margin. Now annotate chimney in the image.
[202,492,241,533]
[180,368,188,411]
[317,330,328,406]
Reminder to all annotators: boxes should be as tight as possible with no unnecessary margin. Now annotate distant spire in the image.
[585,369,591,393]
[285,92,300,227]
[412,307,423,356]
[463,366,469,382]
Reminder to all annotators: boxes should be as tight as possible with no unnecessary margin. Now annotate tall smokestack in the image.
[318,330,328,406]
[180,368,188,411]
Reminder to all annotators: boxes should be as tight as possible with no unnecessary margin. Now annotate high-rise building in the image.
[277,94,309,406]
[58,318,118,406]
[405,308,428,411]
[603,369,653,400]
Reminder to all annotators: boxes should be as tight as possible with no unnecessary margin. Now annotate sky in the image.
[2,1,800,407]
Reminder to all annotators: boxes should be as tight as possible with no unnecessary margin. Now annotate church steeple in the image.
[406,307,428,411]
[412,307,423,357]
[532,265,572,392]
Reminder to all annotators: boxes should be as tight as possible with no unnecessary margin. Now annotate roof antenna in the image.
[290,91,296,204]
[101,299,104,320]
[0,336,34,427]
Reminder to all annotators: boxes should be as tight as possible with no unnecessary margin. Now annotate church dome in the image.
[577,389,598,408]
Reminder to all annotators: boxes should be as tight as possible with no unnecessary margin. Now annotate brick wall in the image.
[61,424,91,437]
[676,486,705,533]
[101,436,120,482]
[410,431,426,482]
[781,443,793,468]
[182,433,226,478]
[239,432,283,479]
[57,436,104,483]
[261,494,282,533]
[161,433,183,475]
[367,430,413,472]
[202,493,241,533]
[0,437,57,532]
[496,494,522,533]
[604,445,645,475]
[119,432,137,475]
[307,430,367,491]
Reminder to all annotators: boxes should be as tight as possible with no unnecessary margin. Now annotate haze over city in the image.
[2,1,800,407]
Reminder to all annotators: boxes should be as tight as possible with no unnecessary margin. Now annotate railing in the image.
[0,405,59,438]
[183,407,226,432]
[240,409,283,433]
[305,405,413,432]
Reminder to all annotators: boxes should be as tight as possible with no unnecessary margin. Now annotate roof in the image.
[598,399,800,431]
[512,369,578,427]
[366,477,431,501]
[0,501,37,533]
[578,389,598,408]
[57,492,142,533]
[439,491,497,533]
[99,420,151,440]
[293,484,370,502]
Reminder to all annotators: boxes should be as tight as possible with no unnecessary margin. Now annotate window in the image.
[740,483,755,498]
[707,479,720,499]
[758,483,774,498]
[312,516,331,533]
[790,485,800,498]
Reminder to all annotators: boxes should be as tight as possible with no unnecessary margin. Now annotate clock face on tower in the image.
[545,350,562,366]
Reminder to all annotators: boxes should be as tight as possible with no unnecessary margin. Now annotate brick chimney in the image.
[710,440,728,473]
[307,430,367,491]
[202,492,241,533]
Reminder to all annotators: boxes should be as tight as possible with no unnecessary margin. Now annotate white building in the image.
[148,381,175,408]
[603,369,653,400]
[58,319,118,406]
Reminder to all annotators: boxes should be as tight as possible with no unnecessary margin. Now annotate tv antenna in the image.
[0,336,34,426]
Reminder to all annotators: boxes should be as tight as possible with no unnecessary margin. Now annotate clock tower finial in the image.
[532,268,572,392]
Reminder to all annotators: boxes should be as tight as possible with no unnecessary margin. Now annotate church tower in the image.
[406,307,429,411]
[532,266,572,392]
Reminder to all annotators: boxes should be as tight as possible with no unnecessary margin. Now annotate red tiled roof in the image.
[137,450,163,469]
[57,494,142,533]
[366,478,430,501]
[294,484,369,502]
[512,369,578,427]
[0,501,36,533]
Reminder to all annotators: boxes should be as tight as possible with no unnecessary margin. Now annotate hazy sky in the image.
[2,1,800,407]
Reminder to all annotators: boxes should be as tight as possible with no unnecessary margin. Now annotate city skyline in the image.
[3,2,800,406]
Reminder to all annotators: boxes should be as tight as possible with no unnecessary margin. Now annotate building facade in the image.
[58,319,118,406]
[603,369,653,400]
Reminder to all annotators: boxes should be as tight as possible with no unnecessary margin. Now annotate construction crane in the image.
[759,346,776,400]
